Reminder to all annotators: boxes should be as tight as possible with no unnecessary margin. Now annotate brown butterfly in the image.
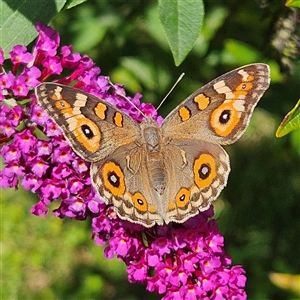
[35,63,270,227]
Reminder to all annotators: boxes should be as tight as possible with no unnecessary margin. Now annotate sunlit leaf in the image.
[276,98,300,137]
[0,0,66,58]
[285,0,300,8]
[269,272,300,297]
[65,0,87,9]
[158,0,204,66]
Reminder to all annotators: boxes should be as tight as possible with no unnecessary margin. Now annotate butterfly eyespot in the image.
[81,124,94,139]
[194,154,217,189]
[210,103,240,136]
[199,163,210,179]
[55,100,71,110]
[72,118,101,152]
[234,82,252,99]
[219,109,231,124]
[101,161,125,196]
[175,188,191,208]
[108,171,120,186]
[131,192,148,212]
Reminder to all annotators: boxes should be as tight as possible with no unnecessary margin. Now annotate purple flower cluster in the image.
[0,23,247,299]
[93,207,246,299]
[0,22,158,219]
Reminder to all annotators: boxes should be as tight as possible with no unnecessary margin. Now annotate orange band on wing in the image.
[114,112,123,127]
[94,103,107,120]
[179,106,191,121]
[194,94,210,110]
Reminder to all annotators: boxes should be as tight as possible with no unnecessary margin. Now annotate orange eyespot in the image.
[194,154,217,189]
[55,100,71,110]
[73,117,101,152]
[175,188,191,208]
[130,192,148,212]
[101,162,126,197]
[236,82,252,91]
[210,102,240,136]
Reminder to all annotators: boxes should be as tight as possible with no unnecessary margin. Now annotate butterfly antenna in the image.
[156,72,185,111]
[109,80,147,118]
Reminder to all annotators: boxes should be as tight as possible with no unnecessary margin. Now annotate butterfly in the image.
[35,63,270,227]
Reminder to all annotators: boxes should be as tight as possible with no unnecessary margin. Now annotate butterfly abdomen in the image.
[140,118,168,196]
[147,152,166,195]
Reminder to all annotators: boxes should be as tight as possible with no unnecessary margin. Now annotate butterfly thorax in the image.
[141,117,162,151]
[141,117,166,195]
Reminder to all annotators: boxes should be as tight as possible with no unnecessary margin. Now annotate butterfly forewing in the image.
[162,63,270,145]
[35,83,140,162]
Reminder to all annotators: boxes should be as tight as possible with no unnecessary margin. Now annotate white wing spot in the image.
[54,86,63,99]
[237,69,249,81]
[212,180,220,189]
[233,100,245,112]
[67,116,79,131]
[74,93,87,109]
[213,80,234,99]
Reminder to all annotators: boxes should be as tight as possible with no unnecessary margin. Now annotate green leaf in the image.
[65,0,87,9]
[158,0,204,66]
[111,56,172,99]
[285,0,300,8]
[146,4,170,50]
[221,39,260,65]
[0,0,66,58]
[276,98,300,137]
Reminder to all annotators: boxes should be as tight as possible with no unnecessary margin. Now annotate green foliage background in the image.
[1,0,300,299]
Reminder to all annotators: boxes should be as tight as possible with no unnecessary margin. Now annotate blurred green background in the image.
[2,0,300,299]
